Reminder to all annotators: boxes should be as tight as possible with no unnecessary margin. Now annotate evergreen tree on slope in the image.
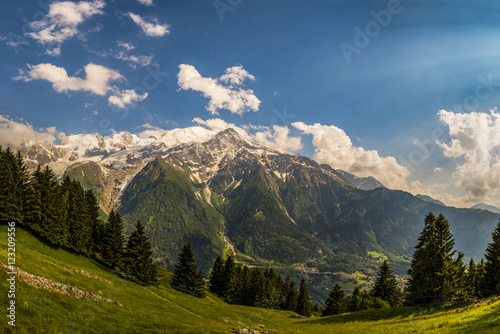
[171,244,206,298]
[481,221,500,297]
[123,220,158,285]
[371,260,402,307]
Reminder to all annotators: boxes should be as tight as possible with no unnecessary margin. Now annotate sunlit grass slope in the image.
[0,224,499,334]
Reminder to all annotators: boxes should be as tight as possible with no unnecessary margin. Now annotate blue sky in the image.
[2,0,500,208]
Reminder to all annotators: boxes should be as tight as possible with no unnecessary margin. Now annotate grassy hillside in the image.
[1,224,500,333]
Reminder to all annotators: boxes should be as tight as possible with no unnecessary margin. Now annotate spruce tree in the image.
[238,265,253,306]
[347,286,362,312]
[171,244,206,298]
[250,267,265,306]
[475,258,486,297]
[406,213,462,304]
[284,276,298,311]
[481,221,500,297]
[209,256,225,296]
[66,178,92,254]
[123,221,158,285]
[102,209,125,268]
[371,260,402,307]
[296,278,311,316]
[323,283,346,316]
[221,256,238,302]
[0,148,28,224]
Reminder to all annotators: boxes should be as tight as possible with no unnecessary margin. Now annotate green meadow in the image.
[1,224,499,334]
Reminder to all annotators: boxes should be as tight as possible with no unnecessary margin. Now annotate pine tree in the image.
[475,258,486,297]
[406,213,462,305]
[238,265,253,306]
[102,209,125,268]
[171,244,206,298]
[250,267,266,306]
[123,221,158,285]
[296,278,311,316]
[347,286,362,312]
[323,283,346,316]
[481,221,500,297]
[371,260,402,307]
[0,148,28,224]
[209,256,225,296]
[284,276,298,311]
[84,189,102,253]
[65,178,92,254]
[221,256,238,302]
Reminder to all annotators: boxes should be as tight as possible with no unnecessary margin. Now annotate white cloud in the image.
[193,118,302,153]
[27,0,105,55]
[108,89,148,108]
[114,41,154,67]
[0,115,66,149]
[220,66,255,86]
[127,13,169,37]
[437,109,500,199]
[15,63,123,96]
[178,64,261,116]
[15,63,147,108]
[292,122,410,190]
[137,0,154,5]
[433,167,442,173]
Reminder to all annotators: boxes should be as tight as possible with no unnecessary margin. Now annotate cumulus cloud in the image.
[0,115,66,149]
[434,167,442,173]
[15,63,147,108]
[108,89,148,108]
[137,0,154,5]
[437,109,500,199]
[193,118,302,153]
[292,122,410,190]
[127,13,169,37]
[15,63,123,95]
[27,0,105,55]
[178,64,261,116]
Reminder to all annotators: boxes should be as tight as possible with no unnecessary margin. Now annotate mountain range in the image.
[18,126,500,279]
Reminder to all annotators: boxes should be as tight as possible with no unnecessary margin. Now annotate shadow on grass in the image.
[301,303,466,325]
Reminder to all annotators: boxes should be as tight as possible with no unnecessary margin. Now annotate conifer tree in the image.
[66,178,92,254]
[221,256,238,302]
[347,286,362,312]
[406,213,462,304]
[296,278,311,316]
[171,244,206,298]
[123,221,158,285]
[250,267,266,306]
[323,283,346,316]
[475,258,486,297]
[238,265,253,305]
[481,221,500,297]
[284,276,298,311]
[371,260,402,307]
[102,209,125,268]
[84,189,102,252]
[209,256,225,296]
[0,147,28,224]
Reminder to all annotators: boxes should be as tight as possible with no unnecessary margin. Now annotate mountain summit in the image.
[16,127,500,281]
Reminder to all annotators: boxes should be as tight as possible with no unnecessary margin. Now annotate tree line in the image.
[322,212,500,316]
[171,211,500,317]
[170,245,322,316]
[0,147,157,285]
